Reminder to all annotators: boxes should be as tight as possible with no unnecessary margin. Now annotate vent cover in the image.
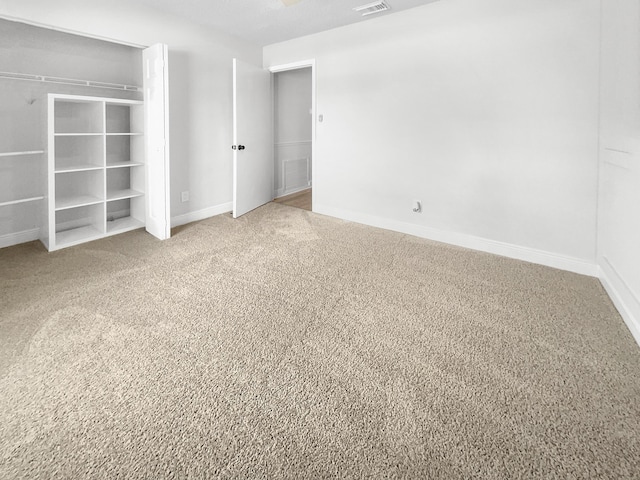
[353,1,390,17]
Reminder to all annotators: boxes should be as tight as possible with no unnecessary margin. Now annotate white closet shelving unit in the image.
[44,94,145,251]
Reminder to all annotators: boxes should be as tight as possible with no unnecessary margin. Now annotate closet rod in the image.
[0,196,44,208]
[0,150,44,158]
[0,71,141,92]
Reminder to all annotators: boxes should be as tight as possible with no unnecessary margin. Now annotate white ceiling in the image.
[133,0,437,46]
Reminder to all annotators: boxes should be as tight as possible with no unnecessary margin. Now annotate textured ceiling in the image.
[133,0,438,46]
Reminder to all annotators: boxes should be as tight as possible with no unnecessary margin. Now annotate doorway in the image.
[270,63,314,212]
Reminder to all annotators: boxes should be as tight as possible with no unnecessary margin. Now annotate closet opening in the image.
[1,18,171,250]
[0,18,143,249]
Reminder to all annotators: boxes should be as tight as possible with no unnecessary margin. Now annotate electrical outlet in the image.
[181,191,190,202]
[412,199,422,213]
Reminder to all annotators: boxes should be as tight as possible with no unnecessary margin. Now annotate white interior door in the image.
[233,58,273,218]
[143,43,171,239]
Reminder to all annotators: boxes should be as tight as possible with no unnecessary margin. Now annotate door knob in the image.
[238,145,245,150]
[231,145,246,150]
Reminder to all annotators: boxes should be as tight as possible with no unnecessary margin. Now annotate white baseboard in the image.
[275,185,311,199]
[599,257,640,347]
[314,204,598,277]
[0,228,40,249]
[171,202,232,228]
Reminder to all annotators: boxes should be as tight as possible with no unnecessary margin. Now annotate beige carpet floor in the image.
[1,203,639,479]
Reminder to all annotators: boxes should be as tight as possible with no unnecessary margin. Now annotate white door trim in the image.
[268,59,316,212]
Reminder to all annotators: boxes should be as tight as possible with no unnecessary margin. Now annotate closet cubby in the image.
[46,94,145,251]
[106,135,144,167]
[106,103,143,134]
[54,100,104,134]
[54,135,104,172]
[55,203,104,247]
[106,197,144,233]
[54,169,104,210]
[106,167,143,202]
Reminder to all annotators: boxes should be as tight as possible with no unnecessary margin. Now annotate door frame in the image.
[268,59,316,212]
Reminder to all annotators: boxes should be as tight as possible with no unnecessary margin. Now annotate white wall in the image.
[2,0,262,225]
[274,68,312,196]
[264,0,601,275]
[598,0,640,344]
[274,69,312,143]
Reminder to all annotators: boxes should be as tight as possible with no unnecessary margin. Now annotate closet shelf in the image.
[0,150,44,158]
[0,196,44,207]
[54,133,103,137]
[106,161,144,169]
[55,164,103,173]
[106,132,144,136]
[55,194,103,211]
[55,226,103,248]
[107,189,143,202]
[0,150,45,208]
[107,216,144,233]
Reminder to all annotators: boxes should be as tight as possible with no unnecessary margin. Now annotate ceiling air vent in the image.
[353,1,391,17]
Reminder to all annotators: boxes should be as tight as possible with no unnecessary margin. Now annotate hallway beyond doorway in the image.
[273,188,311,211]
